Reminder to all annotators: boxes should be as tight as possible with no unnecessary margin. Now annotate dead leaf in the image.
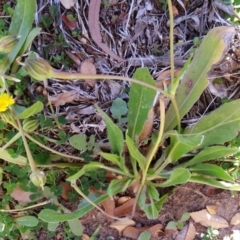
[190,209,229,229]
[114,198,135,217]
[175,222,196,240]
[107,81,122,99]
[10,187,34,203]
[122,224,162,239]
[60,181,72,201]
[123,226,148,239]
[139,108,154,141]
[48,91,79,106]
[117,196,131,206]
[80,58,96,87]
[230,213,240,226]
[206,205,217,215]
[110,217,135,234]
[102,198,115,222]
[60,0,75,9]
[66,51,81,65]
[156,69,180,89]
[82,234,90,240]
[88,0,125,62]
[172,6,179,16]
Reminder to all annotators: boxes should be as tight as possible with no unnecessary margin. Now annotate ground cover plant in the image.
[2,0,240,239]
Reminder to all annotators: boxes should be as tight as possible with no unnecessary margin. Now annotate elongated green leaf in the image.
[127,68,156,143]
[126,134,146,170]
[19,27,41,55]
[67,219,83,236]
[0,149,27,165]
[100,152,128,173]
[107,178,134,199]
[67,162,104,181]
[147,185,159,201]
[0,0,36,73]
[189,163,234,182]
[18,101,43,119]
[138,230,151,240]
[181,146,238,167]
[158,168,191,187]
[15,216,38,227]
[184,99,240,148]
[101,152,123,166]
[138,187,168,219]
[164,27,235,131]
[0,222,5,232]
[190,176,240,191]
[167,131,204,162]
[95,105,124,155]
[39,193,109,222]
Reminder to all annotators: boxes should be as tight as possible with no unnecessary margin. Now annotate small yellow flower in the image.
[0,93,15,112]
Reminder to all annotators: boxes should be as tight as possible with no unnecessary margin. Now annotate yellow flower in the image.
[0,93,15,112]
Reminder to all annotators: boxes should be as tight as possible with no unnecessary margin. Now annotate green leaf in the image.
[146,185,159,201]
[127,67,156,143]
[0,167,2,184]
[66,162,104,181]
[47,222,59,231]
[0,149,27,165]
[18,101,43,119]
[68,134,87,151]
[19,27,42,55]
[190,176,240,191]
[180,212,190,222]
[0,0,36,73]
[107,178,134,199]
[67,219,83,236]
[101,152,123,166]
[95,105,124,155]
[110,98,128,119]
[158,168,191,187]
[100,152,128,173]
[167,131,204,162]
[184,99,240,148]
[126,134,146,170]
[39,193,109,222]
[181,146,238,167]
[189,163,234,182]
[164,27,235,131]
[138,230,151,240]
[138,188,168,219]
[15,216,38,227]
[0,222,5,232]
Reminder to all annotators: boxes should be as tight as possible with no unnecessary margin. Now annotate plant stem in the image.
[52,70,171,97]
[14,112,37,172]
[71,181,122,220]
[24,132,84,161]
[0,199,52,212]
[0,132,21,151]
[169,95,181,132]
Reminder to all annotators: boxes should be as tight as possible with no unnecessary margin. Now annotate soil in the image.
[74,183,239,240]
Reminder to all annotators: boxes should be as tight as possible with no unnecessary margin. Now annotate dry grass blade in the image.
[88,0,125,62]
